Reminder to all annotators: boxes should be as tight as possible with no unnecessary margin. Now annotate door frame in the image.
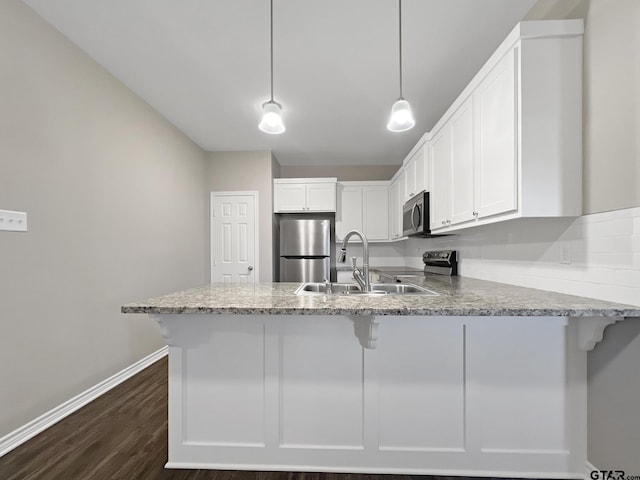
[210,191,260,283]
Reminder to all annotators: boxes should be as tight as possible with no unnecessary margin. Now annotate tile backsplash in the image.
[404,206,640,306]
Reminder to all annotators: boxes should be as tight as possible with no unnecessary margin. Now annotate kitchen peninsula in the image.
[122,277,640,478]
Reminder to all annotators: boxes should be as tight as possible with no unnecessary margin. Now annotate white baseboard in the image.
[0,346,168,458]
[586,461,599,479]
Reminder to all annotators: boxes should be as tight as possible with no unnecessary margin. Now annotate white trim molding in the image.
[577,317,624,351]
[0,346,168,458]
[586,461,600,479]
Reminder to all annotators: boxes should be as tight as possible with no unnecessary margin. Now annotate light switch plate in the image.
[0,210,28,232]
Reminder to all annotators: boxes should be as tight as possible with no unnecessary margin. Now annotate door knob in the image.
[248,266,254,271]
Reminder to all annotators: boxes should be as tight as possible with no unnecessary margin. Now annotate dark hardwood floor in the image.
[0,356,518,480]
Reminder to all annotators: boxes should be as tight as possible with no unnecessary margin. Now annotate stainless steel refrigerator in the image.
[279,217,335,282]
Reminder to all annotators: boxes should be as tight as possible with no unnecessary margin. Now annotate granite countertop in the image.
[121,274,640,317]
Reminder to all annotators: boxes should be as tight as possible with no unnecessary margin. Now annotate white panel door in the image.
[474,48,518,219]
[429,127,452,229]
[406,145,427,198]
[390,179,402,239]
[336,185,363,241]
[450,97,475,226]
[398,169,407,206]
[211,193,257,284]
[405,155,418,199]
[279,317,364,448]
[306,183,336,212]
[376,317,465,451]
[273,183,306,212]
[181,316,265,446]
[363,185,389,241]
[466,318,567,454]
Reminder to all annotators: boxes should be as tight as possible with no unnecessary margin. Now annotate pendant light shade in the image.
[259,0,285,134]
[387,98,415,132]
[387,0,415,133]
[259,101,285,134]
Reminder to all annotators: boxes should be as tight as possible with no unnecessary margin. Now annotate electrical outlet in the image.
[559,243,571,264]
[0,210,28,232]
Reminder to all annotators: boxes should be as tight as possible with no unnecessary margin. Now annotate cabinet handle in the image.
[441,220,446,225]
[446,219,451,224]
[473,211,478,217]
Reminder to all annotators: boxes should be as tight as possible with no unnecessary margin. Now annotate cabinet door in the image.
[430,127,452,230]
[398,169,407,204]
[406,145,428,197]
[306,183,336,212]
[336,185,363,241]
[390,179,402,239]
[363,186,390,241]
[405,156,418,199]
[274,183,307,212]
[474,49,518,219]
[450,97,475,226]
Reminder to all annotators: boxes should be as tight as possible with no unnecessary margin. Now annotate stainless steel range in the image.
[374,250,457,282]
[422,250,457,276]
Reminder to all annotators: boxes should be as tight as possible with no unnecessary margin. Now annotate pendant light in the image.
[387,0,415,132]
[259,0,285,134]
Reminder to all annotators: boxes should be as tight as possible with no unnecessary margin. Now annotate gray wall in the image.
[526,0,640,214]
[204,151,276,282]
[588,319,640,472]
[0,0,206,437]
[582,0,640,213]
[527,0,640,472]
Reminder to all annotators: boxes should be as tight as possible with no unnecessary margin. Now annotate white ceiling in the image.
[22,0,537,166]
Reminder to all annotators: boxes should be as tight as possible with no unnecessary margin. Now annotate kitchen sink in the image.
[295,282,438,296]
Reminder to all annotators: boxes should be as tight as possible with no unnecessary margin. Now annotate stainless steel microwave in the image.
[402,191,435,237]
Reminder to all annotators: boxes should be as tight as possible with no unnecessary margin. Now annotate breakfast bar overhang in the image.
[122,279,640,478]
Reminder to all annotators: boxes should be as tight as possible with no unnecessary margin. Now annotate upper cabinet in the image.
[274,178,337,213]
[429,20,583,233]
[389,173,404,240]
[386,137,428,241]
[402,141,429,202]
[336,181,390,242]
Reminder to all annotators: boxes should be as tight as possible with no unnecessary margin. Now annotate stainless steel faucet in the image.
[337,230,370,292]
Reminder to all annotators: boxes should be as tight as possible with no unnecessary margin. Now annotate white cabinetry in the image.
[429,126,452,229]
[389,173,404,240]
[274,178,337,213]
[160,312,587,477]
[450,97,475,225]
[336,181,390,242]
[429,20,583,233]
[474,48,517,219]
[403,142,429,201]
[430,96,475,229]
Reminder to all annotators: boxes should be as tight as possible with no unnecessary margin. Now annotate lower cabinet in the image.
[162,313,586,477]
[336,182,390,242]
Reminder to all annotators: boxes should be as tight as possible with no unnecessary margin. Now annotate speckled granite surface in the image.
[121,275,640,317]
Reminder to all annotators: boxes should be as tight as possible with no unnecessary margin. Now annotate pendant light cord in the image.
[398,0,403,99]
[270,0,274,102]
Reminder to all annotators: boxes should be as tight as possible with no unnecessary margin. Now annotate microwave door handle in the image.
[411,203,419,232]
